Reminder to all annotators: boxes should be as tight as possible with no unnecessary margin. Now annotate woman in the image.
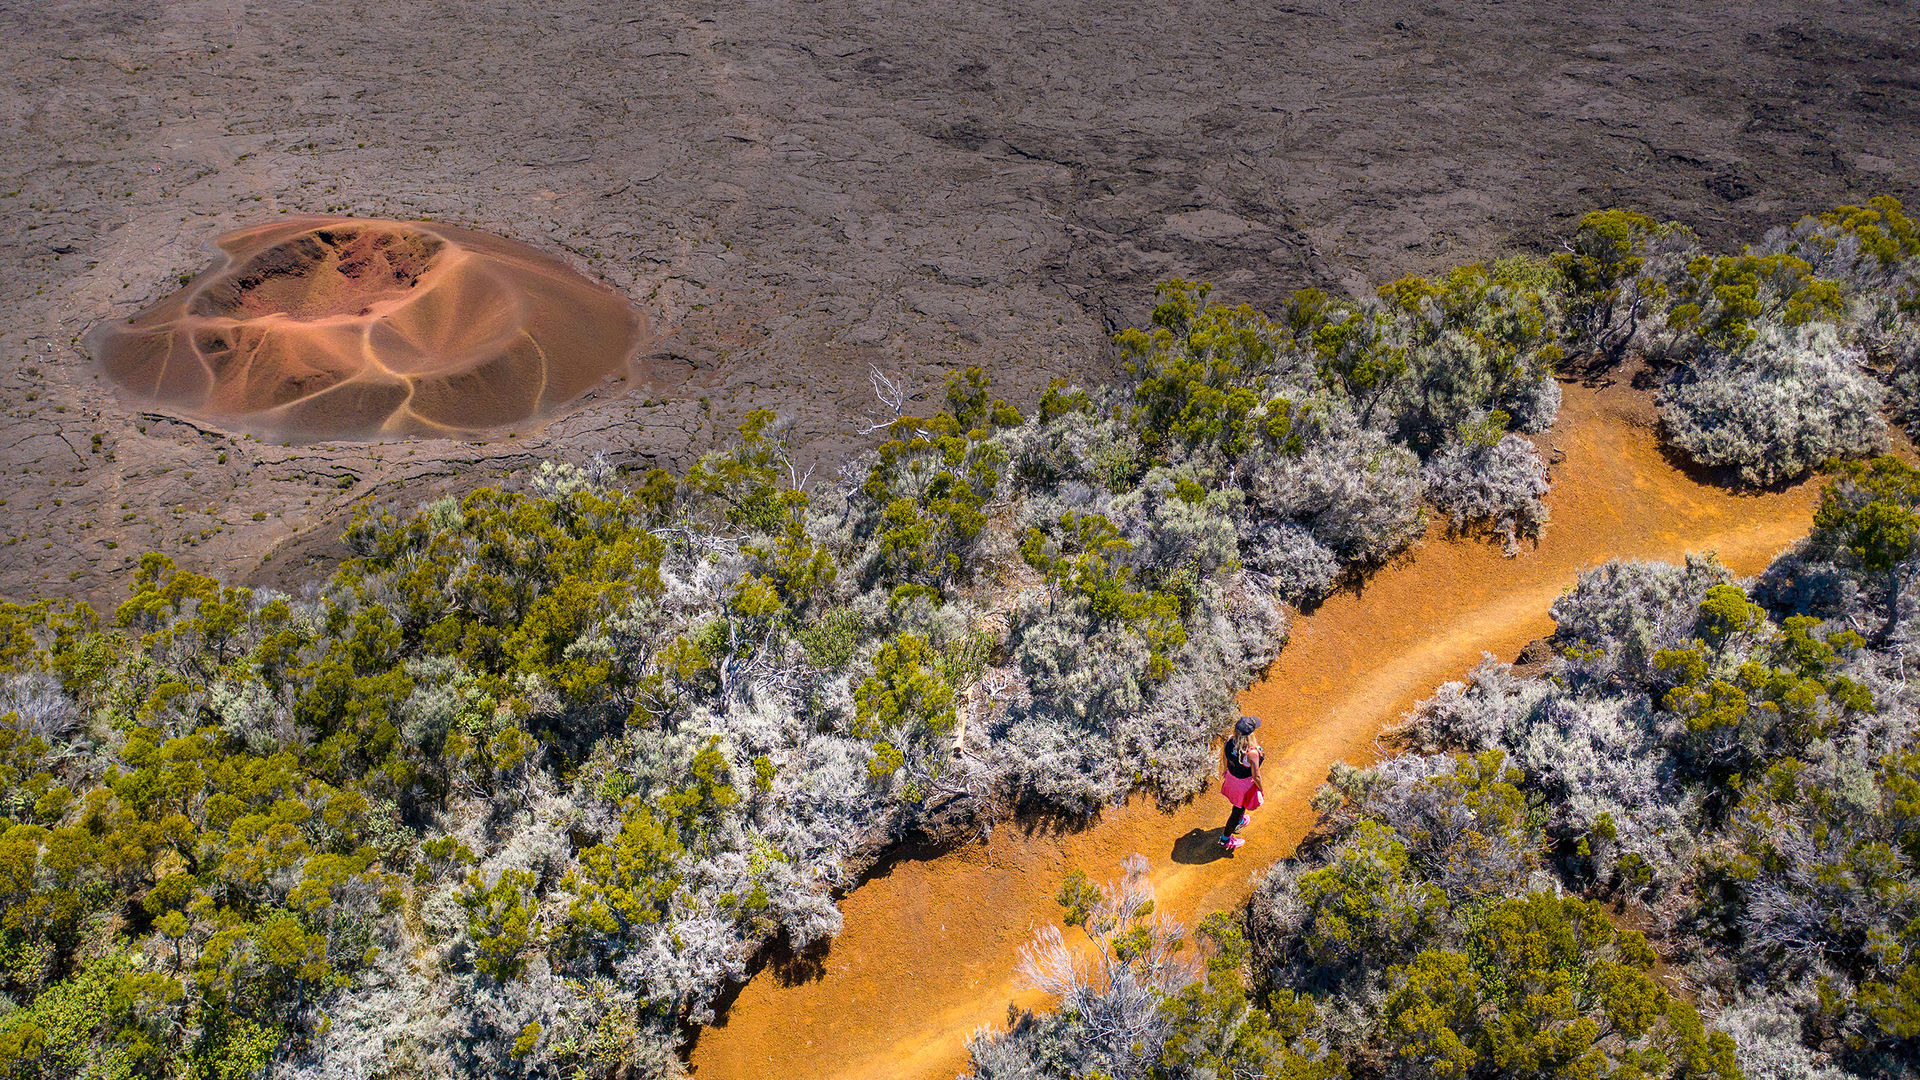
[1219,715,1264,851]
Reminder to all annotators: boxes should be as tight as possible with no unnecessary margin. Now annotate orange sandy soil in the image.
[88,217,647,440]
[689,373,1824,1080]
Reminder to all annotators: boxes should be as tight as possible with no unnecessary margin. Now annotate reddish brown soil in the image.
[687,373,1825,1080]
[88,217,648,440]
[191,224,442,321]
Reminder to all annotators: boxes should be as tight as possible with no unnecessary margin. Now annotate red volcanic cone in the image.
[90,217,648,440]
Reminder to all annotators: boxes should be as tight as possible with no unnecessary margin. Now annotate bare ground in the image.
[1,0,1915,604]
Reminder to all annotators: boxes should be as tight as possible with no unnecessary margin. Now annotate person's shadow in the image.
[1170,828,1229,865]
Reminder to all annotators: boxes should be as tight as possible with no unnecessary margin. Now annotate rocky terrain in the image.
[3,0,1916,605]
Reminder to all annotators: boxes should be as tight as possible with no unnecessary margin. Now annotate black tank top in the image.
[1224,738,1256,779]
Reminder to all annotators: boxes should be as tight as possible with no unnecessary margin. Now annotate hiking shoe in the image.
[1221,835,1246,852]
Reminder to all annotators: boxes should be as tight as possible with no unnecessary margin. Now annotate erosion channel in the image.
[689,371,1827,1080]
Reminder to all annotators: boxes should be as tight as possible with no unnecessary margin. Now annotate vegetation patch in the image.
[3,199,1917,1078]
[968,453,1920,1080]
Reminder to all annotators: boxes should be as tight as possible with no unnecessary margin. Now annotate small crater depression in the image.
[90,216,648,440]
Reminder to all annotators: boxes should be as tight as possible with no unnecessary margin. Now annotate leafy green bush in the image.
[1556,209,1684,362]
[853,633,957,797]
[851,367,1020,600]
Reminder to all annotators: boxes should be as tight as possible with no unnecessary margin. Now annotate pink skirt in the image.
[1221,773,1263,811]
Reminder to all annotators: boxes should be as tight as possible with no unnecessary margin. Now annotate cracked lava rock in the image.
[88,217,648,440]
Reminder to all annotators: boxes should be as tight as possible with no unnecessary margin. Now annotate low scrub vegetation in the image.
[970,453,1920,1080]
[1557,198,1918,485]
[0,258,1562,1077]
[1,198,1912,1078]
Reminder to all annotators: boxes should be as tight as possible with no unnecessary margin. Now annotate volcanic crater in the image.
[89,217,648,440]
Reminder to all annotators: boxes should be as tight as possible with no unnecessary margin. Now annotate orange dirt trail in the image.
[688,375,1824,1080]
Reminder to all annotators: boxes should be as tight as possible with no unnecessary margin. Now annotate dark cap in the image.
[1235,715,1261,735]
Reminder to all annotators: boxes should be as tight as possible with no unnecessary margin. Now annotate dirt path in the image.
[688,375,1824,1080]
